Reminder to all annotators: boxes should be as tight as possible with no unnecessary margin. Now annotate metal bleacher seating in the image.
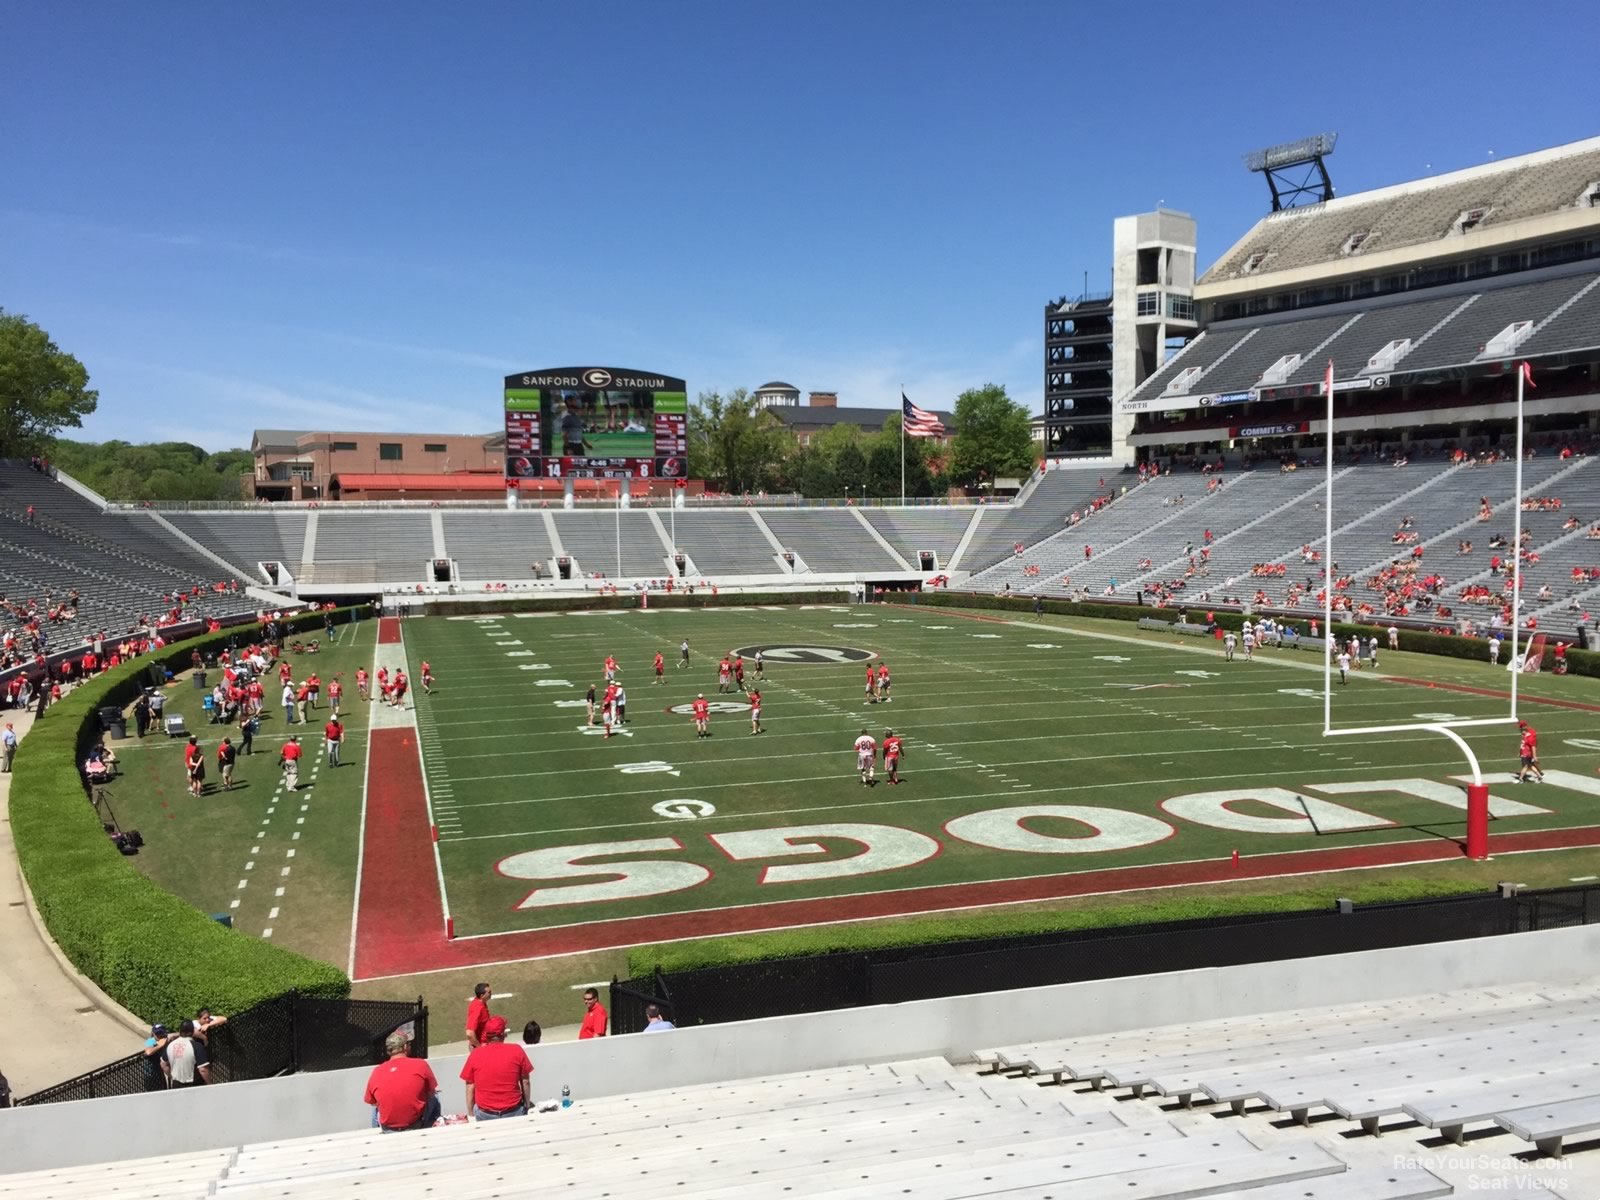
[956,470,1119,574]
[760,509,902,572]
[858,507,979,568]
[668,511,783,574]
[439,512,555,580]
[977,979,1600,1186]
[1204,140,1600,285]
[0,1058,1469,1199]
[1397,272,1600,374]
[550,511,671,579]
[0,461,256,636]
[164,511,309,580]
[307,512,432,584]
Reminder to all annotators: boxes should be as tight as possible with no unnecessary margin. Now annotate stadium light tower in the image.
[1244,133,1339,211]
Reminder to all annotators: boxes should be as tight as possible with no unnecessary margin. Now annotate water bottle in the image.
[561,1084,571,1109]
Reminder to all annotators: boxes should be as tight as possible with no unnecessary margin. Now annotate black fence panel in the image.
[609,968,677,1035]
[622,886,1596,1029]
[16,993,427,1106]
[292,996,427,1073]
[14,1052,152,1106]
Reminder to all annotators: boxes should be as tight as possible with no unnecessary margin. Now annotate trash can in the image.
[99,706,127,740]
[192,671,207,690]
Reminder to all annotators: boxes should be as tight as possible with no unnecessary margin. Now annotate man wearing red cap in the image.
[460,1015,531,1120]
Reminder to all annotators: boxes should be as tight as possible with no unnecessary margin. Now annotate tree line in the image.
[686,383,1039,498]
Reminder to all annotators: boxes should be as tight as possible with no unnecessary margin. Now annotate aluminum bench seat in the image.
[1493,1092,1600,1158]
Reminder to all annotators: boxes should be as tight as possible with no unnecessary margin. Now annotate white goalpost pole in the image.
[1509,363,1527,715]
[1323,361,1335,736]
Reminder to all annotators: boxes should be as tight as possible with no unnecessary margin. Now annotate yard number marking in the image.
[652,799,717,820]
[618,760,681,777]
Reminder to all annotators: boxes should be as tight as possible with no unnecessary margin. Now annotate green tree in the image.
[686,389,793,493]
[0,310,99,455]
[949,384,1036,490]
[782,446,837,498]
[45,439,253,502]
[834,441,867,497]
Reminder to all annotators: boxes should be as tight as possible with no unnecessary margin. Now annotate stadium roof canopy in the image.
[1198,137,1600,298]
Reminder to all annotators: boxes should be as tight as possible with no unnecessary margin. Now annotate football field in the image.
[384,603,1600,963]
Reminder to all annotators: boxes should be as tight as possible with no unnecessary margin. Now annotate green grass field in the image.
[404,605,1600,936]
[105,603,1600,1015]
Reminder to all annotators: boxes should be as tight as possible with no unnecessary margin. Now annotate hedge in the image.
[904,591,1600,678]
[8,608,354,1023]
[627,874,1489,975]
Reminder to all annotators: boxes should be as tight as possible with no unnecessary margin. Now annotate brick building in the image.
[248,430,504,501]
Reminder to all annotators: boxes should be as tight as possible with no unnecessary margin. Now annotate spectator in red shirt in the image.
[324,716,344,768]
[465,982,493,1048]
[364,1031,439,1133]
[279,736,303,791]
[183,736,205,797]
[460,1016,531,1120]
[578,988,608,1039]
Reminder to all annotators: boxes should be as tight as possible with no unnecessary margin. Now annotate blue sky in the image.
[4,1,1596,450]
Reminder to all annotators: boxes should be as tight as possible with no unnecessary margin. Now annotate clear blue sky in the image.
[4,1,1595,450]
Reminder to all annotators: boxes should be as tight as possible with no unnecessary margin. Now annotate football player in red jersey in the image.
[1516,721,1544,782]
[653,651,665,685]
[691,694,711,738]
[748,689,763,735]
[876,663,891,703]
[864,665,877,704]
[882,729,904,785]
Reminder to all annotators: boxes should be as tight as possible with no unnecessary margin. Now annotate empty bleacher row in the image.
[0,1057,1487,1199]
[975,978,1600,1185]
[1128,268,1600,409]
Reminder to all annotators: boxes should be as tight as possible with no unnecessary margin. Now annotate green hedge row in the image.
[905,592,1600,678]
[627,875,1491,975]
[420,588,853,618]
[8,608,353,1024]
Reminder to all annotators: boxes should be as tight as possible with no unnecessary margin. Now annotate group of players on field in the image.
[581,642,907,779]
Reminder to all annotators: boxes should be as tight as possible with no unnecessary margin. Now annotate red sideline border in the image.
[352,619,448,980]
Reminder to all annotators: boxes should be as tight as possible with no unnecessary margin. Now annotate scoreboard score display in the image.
[504,367,688,480]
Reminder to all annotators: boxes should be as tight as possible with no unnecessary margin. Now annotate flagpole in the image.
[900,388,906,506]
[1509,362,1526,714]
[1323,360,1334,738]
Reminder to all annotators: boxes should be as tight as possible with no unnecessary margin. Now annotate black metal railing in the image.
[623,884,1600,1029]
[15,993,427,1106]
[609,967,677,1035]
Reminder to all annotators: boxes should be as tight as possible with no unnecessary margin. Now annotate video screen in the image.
[504,368,687,480]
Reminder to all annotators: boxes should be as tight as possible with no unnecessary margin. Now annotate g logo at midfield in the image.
[734,644,875,664]
[582,368,613,387]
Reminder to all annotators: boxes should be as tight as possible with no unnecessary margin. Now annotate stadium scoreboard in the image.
[504,366,687,480]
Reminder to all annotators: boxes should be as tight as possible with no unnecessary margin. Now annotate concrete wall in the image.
[3,923,1597,1174]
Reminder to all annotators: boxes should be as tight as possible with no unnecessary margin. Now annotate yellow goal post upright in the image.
[1319,360,1533,860]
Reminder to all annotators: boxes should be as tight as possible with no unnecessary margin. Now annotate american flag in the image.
[902,393,946,438]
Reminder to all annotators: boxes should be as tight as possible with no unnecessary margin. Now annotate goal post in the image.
[1320,360,1534,859]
